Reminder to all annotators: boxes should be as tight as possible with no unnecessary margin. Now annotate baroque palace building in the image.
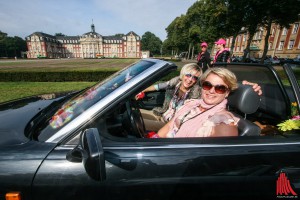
[212,20,300,59]
[26,23,141,59]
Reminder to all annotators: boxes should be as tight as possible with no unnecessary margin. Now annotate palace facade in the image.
[212,21,300,59]
[26,24,141,59]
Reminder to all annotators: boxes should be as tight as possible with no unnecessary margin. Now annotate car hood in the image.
[0,92,74,146]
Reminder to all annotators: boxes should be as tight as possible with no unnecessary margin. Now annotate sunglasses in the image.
[202,81,228,94]
[185,73,199,81]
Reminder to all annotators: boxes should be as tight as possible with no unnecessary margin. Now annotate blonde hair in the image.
[179,63,202,80]
[200,67,238,91]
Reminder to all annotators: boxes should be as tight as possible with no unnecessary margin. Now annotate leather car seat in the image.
[227,84,261,136]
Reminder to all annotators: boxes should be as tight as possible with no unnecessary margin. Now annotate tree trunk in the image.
[230,35,237,56]
[191,45,195,60]
[242,31,254,62]
[261,19,272,64]
[187,43,192,60]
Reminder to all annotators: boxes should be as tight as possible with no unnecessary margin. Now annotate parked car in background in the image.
[279,58,294,65]
[264,57,280,65]
[279,58,300,66]
[176,51,188,59]
[1,59,300,199]
[245,57,259,63]
[231,56,242,62]
[232,56,258,63]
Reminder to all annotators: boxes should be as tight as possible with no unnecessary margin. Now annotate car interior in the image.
[89,63,297,140]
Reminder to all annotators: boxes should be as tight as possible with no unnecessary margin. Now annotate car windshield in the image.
[30,60,155,141]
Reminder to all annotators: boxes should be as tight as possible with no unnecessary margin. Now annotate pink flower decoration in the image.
[292,115,300,120]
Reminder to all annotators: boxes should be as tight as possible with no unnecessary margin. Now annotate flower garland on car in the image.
[277,102,300,132]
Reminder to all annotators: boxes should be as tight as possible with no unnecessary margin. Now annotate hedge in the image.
[0,70,180,82]
[0,71,117,82]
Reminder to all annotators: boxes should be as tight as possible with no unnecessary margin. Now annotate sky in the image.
[0,0,195,41]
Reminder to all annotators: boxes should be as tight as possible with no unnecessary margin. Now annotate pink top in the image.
[213,48,230,63]
[166,99,239,138]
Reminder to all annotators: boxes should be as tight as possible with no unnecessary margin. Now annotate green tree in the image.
[0,31,8,57]
[113,33,125,38]
[0,31,27,58]
[55,33,66,36]
[165,15,190,58]
[13,36,27,57]
[183,0,230,58]
[141,31,162,55]
[223,0,264,61]
[258,0,300,63]
[165,0,300,62]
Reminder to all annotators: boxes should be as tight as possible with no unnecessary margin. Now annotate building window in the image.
[278,41,284,50]
[268,42,272,50]
[292,23,299,34]
[258,30,263,39]
[282,28,288,35]
[243,34,247,41]
[271,27,275,36]
[288,40,294,49]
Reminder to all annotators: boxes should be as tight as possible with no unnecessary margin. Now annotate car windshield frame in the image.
[28,59,157,142]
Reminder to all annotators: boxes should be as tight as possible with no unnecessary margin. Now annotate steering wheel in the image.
[125,99,146,138]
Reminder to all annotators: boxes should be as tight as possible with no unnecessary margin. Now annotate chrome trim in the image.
[46,59,174,143]
[57,141,300,150]
[102,141,300,150]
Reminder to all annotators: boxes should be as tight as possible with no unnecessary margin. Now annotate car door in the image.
[138,90,165,110]
[32,127,300,200]
[32,63,300,199]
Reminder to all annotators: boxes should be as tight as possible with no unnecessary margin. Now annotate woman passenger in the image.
[157,67,240,138]
[139,63,202,131]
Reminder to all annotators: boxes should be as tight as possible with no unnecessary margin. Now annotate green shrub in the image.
[0,71,118,82]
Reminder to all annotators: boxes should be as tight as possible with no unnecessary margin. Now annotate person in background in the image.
[157,67,240,138]
[197,42,211,72]
[213,38,231,63]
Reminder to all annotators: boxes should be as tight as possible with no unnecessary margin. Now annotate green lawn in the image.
[0,59,138,103]
[0,58,140,72]
[0,58,187,103]
[0,82,96,103]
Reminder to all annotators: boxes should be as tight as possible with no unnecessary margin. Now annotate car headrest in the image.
[227,83,260,114]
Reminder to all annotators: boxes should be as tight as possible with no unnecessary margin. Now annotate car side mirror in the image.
[80,128,106,181]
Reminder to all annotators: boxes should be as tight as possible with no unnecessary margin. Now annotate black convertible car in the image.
[1,59,300,200]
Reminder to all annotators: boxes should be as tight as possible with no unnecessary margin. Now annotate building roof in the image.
[81,31,102,37]
[27,32,56,39]
[26,25,140,43]
[103,35,123,40]
[56,36,80,40]
[126,31,139,37]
